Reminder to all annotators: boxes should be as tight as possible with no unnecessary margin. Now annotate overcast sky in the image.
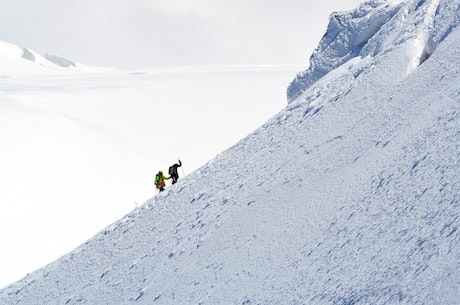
[0,0,363,69]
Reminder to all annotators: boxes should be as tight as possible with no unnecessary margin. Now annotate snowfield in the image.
[1,0,459,304]
[0,66,299,286]
[0,52,298,287]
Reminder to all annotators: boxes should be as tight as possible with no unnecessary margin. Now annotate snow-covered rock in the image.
[43,53,76,68]
[287,0,460,103]
[1,0,459,304]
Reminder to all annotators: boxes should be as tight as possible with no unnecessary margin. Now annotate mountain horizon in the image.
[0,39,114,75]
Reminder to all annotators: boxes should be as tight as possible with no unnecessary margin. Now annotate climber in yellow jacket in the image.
[154,170,170,192]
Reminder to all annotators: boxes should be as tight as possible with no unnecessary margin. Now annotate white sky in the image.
[0,0,363,69]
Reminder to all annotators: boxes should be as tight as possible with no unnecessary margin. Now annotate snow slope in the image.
[1,0,459,304]
[0,64,298,288]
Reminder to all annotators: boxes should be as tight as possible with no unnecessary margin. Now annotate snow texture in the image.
[1,0,460,304]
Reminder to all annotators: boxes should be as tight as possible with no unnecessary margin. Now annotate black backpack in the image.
[169,165,176,175]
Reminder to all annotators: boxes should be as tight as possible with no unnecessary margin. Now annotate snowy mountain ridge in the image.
[1,0,459,304]
[0,40,113,75]
[287,0,459,103]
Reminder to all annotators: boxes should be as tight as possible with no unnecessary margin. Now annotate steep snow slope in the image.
[1,0,459,304]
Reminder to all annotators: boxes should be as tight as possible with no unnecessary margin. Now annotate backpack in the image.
[155,172,162,184]
[169,165,177,176]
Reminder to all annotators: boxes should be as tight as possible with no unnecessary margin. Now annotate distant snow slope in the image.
[1,0,459,304]
[0,40,113,75]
